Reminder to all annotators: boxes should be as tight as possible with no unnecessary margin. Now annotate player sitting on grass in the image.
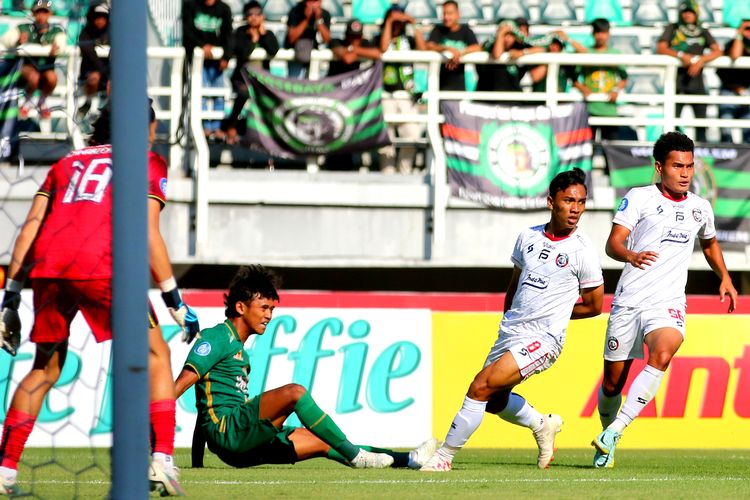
[420,168,604,472]
[175,265,437,470]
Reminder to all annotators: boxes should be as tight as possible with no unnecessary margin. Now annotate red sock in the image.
[0,408,36,469]
[150,399,176,456]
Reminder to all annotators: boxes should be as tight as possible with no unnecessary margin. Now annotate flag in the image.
[604,143,750,248]
[0,58,21,161]
[441,101,593,209]
[244,62,390,159]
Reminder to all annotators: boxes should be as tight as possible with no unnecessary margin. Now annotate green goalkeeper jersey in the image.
[184,320,251,428]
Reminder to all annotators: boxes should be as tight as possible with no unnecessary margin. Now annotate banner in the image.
[604,144,750,247]
[244,62,390,159]
[0,58,21,161]
[441,101,593,209]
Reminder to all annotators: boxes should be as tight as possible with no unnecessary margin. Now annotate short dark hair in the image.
[549,167,587,198]
[243,1,261,16]
[443,0,458,10]
[653,131,694,164]
[90,99,157,146]
[591,18,610,33]
[224,265,280,318]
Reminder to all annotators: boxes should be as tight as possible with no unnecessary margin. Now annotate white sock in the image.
[597,386,622,430]
[497,393,545,432]
[610,365,664,433]
[440,396,487,460]
[0,466,17,481]
[152,452,174,470]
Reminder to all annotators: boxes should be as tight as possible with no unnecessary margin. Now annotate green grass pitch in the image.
[13,448,750,498]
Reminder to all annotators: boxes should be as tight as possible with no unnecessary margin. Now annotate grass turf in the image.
[11,448,750,498]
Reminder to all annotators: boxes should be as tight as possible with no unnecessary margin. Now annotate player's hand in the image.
[719,278,738,313]
[0,308,21,356]
[161,287,201,343]
[628,250,658,269]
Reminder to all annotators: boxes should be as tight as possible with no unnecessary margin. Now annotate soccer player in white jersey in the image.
[421,168,604,472]
[592,132,738,468]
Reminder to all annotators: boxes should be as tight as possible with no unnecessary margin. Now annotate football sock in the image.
[441,396,487,459]
[496,393,545,432]
[0,408,36,469]
[597,386,622,430]
[150,399,176,456]
[328,446,410,468]
[295,392,359,461]
[610,365,664,433]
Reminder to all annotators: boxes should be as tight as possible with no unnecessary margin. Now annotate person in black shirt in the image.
[717,20,750,144]
[285,0,331,79]
[327,19,380,77]
[77,2,109,117]
[222,1,279,144]
[425,0,480,92]
[656,0,721,143]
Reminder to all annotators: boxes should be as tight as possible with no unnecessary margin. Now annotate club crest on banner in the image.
[274,97,354,152]
[485,122,551,191]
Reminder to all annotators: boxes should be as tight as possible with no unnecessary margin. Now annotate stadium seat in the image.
[351,0,391,24]
[494,1,530,23]
[610,34,641,54]
[262,0,294,21]
[631,0,669,26]
[696,0,716,25]
[457,0,485,22]
[404,0,438,22]
[626,73,663,94]
[584,0,626,25]
[723,2,750,28]
[539,0,578,25]
[322,0,344,20]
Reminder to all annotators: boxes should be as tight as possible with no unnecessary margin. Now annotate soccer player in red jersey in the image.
[0,103,199,496]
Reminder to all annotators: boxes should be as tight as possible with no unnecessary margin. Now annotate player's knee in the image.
[601,379,621,397]
[648,351,674,371]
[283,383,307,402]
[467,379,492,401]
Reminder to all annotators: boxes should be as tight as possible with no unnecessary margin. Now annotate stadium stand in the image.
[403,0,438,22]
[494,1,531,23]
[539,0,579,25]
[631,0,670,26]
[723,2,750,28]
[583,0,626,26]
[351,0,390,24]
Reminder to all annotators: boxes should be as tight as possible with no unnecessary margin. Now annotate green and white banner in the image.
[441,101,593,209]
[604,144,750,248]
[0,58,22,160]
[244,63,390,158]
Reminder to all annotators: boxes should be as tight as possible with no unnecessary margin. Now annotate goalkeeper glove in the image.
[0,280,22,356]
[161,287,200,343]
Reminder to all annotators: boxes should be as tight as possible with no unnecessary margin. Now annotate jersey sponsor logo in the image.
[160,177,167,196]
[607,336,619,351]
[521,272,550,290]
[617,197,628,211]
[195,342,211,356]
[692,208,702,222]
[661,227,691,245]
[555,253,569,268]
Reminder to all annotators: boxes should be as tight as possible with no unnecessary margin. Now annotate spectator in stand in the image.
[285,0,331,79]
[571,19,628,141]
[475,18,544,103]
[425,0,480,92]
[77,2,110,117]
[656,0,721,143]
[182,0,233,141]
[716,20,750,144]
[530,32,582,94]
[375,5,426,174]
[328,19,381,77]
[0,0,66,120]
[222,1,279,145]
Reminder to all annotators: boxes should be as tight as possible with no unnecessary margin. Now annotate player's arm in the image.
[605,223,658,269]
[503,266,522,313]
[148,198,200,342]
[700,237,738,313]
[175,366,200,398]
[572,284,604,319]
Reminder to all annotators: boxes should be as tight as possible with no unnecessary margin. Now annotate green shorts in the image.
[203,397,298,468]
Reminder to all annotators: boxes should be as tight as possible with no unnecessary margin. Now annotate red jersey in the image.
[29,146,168,280]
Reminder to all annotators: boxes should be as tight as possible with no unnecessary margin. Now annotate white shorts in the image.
[604,302,686,362]
[484,333,562,380]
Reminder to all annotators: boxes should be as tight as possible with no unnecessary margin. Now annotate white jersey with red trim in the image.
[500,224,603,342]
[611,184,715,308]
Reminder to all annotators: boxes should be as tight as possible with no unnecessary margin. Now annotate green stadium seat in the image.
[322,0,344,20]
[494,1,530,23]
[351,0,391,24]
[457,0,484,22]
[610,34,641,54]
[696,0,715,25]
[404,0,438,22]
[631,0,669,26]
[262,0,294,21]
[584,0,626,26]
[539,0,578,25]
[723,2,750,28]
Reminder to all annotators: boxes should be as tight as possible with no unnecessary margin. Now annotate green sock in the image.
[295,392,359,461]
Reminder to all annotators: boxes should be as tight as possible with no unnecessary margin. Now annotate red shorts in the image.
[30,278,160,344]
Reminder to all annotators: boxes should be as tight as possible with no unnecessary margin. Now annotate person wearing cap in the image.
[656,0,721,143]
[327,19,380,77]
[182,0,233,141]
[285,0,332,79]
[77,1,110,117]
[221,1,279,145]
[0,0,67,120]
[425,0,480,91]
[375,4,426,174]
[716,19,750,144]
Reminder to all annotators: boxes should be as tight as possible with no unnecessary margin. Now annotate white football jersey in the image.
[501,224,603,341]
[611,184,716,307]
